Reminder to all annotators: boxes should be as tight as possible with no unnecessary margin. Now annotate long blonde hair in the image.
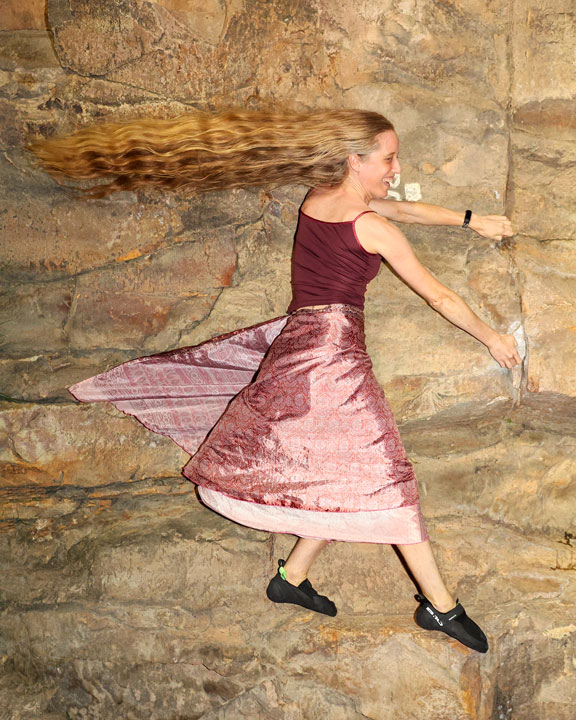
[27,109,394,198]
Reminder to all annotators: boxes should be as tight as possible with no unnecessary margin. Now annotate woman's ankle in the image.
[426,592,457,613]
[282,561,307,586]
[284,570,307,586]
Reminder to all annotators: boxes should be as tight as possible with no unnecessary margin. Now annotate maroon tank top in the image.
[286,209,382,313]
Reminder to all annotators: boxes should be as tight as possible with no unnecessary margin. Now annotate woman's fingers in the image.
[501,355,521,369]
[476,215,514,240]
[501,218,514,237]
[489,333,522,368]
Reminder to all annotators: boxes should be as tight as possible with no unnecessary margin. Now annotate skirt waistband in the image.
[289,303,364,318]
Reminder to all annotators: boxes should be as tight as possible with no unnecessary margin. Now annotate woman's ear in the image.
[347,153,362,173]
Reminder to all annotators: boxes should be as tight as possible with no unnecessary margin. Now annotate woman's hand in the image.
[469,214,514,241]
[487,333,522,368]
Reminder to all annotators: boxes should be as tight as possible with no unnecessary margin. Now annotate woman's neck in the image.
[309,178,370,206]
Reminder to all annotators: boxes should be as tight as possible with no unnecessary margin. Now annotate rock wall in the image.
[1,1,575,719]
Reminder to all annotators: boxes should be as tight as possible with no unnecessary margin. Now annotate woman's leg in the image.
[282,537,453,605]
[283,537,328,585]
[396,539,456,612]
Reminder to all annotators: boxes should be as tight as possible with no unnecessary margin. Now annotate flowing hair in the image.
[27,109,394,198]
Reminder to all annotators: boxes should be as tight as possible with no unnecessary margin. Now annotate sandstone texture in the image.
[1,1,575,719]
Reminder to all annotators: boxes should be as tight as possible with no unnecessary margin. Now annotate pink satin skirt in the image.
[69,304,428,544]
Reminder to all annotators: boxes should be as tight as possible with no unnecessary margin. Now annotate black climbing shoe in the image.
[414,593,489,653]
[266,559,337,616]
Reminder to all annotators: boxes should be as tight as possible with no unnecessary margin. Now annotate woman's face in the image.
[354,130,401,199]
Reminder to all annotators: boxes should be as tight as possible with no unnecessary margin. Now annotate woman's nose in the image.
[393,157,401,174]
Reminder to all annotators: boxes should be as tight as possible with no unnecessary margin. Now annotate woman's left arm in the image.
[369,199,513,242]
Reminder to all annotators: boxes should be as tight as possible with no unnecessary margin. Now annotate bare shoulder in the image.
[302,189,368,222]
[356,211,409,255]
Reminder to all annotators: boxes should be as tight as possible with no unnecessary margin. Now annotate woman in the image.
[29,109,520,654]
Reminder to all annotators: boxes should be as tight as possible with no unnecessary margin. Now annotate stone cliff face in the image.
[1,1,575,718]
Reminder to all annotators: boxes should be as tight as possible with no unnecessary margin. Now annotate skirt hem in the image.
[198,485,429,545]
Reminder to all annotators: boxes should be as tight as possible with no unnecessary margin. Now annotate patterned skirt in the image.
[69,304,428,544]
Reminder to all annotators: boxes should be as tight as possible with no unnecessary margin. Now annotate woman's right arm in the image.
[357,214,522,369]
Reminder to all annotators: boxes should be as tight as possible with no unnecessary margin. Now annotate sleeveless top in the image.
[286,209,382,313]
